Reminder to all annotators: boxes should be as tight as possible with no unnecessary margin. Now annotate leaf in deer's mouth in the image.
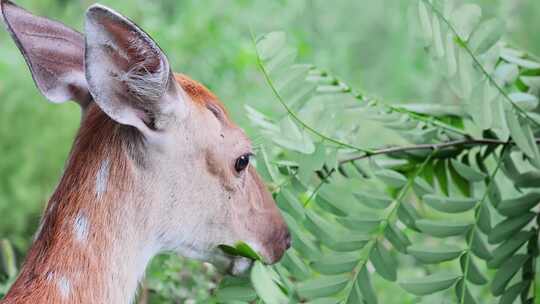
[218,242,263,262]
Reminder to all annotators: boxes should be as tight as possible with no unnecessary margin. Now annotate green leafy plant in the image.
[214,1,540,303]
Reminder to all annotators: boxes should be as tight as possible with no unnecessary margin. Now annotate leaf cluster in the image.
[215,1,540,303]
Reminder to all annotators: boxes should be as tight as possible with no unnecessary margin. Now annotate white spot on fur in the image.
[57,276,70,299]
[33,220,44,241]
[96,159,110,199]
[46,271,54,282]
[73,214,89,242]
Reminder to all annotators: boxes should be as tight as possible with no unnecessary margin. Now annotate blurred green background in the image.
[0,0,539,302]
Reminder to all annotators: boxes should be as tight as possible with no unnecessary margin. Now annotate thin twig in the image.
[338,138,540,165]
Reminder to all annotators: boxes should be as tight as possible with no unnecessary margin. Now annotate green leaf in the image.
[449,160,472,196]
[374,169,407,188]
[495,63,519,85]
[432,14,445,58]
[215,276,257,302]
[423,194,477,213]
[509,92,539,111]
[505,106,535,158]
[311,252,359,275]
[458,47,473,99]
[384,224,411,253]
[469,18,505,54]
[326,234,370,252]
[281,250,311,280]
[521,76,540,91]
[354,191,393,210]
[400,273,460,296]
[446,33,457,76]
[499,281,529,304]
[488,212,535,244]
[514,171,540,188]
[488,179,502,208]
[491,254,529,296]
[416,219,472,237]
[501,49,540,69]
[418,0,432,46]
[413,177,434,197]
[218,242,262,261]
[235,242,263,261]
[460,254,487,285]
[251,261,289,304]
[469,230,492,260]
[450,159,487,182]
[450,4,482,40]
[346,278,365,304]
[283,213,320,260]
[408,245,463,264]
[256,31,287,61]
[370,241,397,281]
[454,279,477,304]
[305,210,339,243]
[397,203,420,231]
[357,266,378,304]
[296,274,349,299]
[434,160,449,195]
[476,80,497,130]
[497,191,540,217]
[276,189,305,221]
[307,298,340,304]
[338,214,382,233]
[476,204,492,234]
[488,230,534,269]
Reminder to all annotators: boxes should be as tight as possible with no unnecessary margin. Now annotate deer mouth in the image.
[211,251,254,276]
[214,242,263,275]
[227,256,254,276]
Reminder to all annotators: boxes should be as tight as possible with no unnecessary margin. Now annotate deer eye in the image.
[234,154,251,173]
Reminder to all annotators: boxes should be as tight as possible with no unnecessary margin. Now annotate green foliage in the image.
[1,0,540,303]
[212,1,540,303]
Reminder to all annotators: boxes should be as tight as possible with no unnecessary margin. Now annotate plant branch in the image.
[343,152,434,303]
[310,70,469,137]
[338,138,540,165]
[459,144,508,303]
[422,0,540,130]
[250,31,374,154]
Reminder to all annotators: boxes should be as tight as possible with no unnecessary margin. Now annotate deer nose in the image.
[284,231,292,250]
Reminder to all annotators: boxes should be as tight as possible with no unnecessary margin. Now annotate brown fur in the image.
[1,75,218,304]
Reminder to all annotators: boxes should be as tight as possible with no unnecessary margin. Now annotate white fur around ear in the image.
[84,4,183,131]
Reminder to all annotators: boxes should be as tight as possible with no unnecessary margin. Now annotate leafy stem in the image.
[344,152,434,302]
[338,137,540,165]
[459,144,508,303]
[422,0,540,130]
[250,31,374,154]
[309,69,469,137]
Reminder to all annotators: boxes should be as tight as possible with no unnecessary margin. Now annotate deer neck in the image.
[3,106,159,304]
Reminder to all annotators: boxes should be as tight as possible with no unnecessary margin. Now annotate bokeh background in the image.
[0,0,539,302]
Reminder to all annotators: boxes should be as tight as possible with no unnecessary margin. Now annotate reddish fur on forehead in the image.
[174,73,235,125]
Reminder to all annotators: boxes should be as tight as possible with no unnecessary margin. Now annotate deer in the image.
[0,1,291,303]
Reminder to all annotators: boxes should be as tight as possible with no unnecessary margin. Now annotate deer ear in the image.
[0,0,90,107]
[84,4,183,132]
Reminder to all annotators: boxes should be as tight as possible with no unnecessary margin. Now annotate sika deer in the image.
[0,1,290,303]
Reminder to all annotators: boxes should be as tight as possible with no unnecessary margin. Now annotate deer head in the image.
[1,1,290,302]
